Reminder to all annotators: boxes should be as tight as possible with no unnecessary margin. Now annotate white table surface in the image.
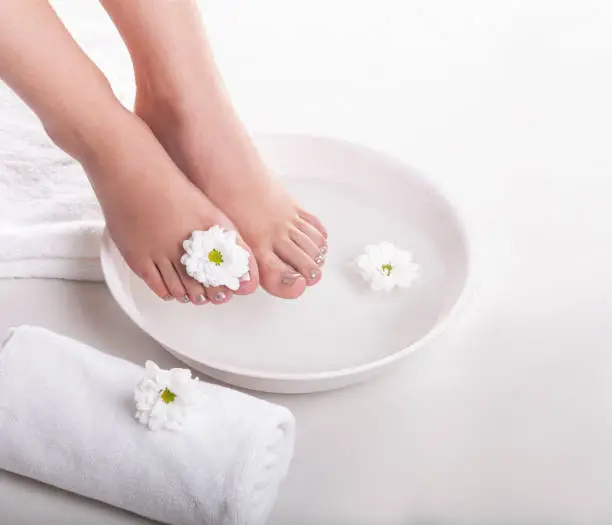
[2,0,612,523]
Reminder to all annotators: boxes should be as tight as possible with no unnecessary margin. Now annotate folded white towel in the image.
[0,83,105,281]
[0,326,295,525]
[0,256,102,280]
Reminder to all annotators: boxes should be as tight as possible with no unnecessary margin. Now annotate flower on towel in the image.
[355,242,420,292]
[180,226,250,291]
[134,361,199,431]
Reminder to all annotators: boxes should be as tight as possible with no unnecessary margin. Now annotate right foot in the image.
[53,106,259,305]
[136,85,328,301]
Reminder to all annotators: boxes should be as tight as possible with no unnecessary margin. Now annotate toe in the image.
[294,217,327,252]
[206,286,233,305]
[275,239,322,287]
[234,240,260,296]
[158,259,190,303]
[134,261,172,301]
[298,210,327,239]
[174,261,209,305]
[289,227,326,266]
[257,250,307,299]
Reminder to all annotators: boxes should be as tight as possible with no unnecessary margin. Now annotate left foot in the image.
[136,84,328,300]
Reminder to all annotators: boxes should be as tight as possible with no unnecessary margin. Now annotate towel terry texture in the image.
[0,84,105,281]
[0,326,296,525]
[0,0,136,281]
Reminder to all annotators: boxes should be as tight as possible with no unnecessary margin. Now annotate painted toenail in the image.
[315,255,325,265]
[214,292,226,302]
[281,271,302,285]
[163,295,173,301]
[195,294,207,304]
[320,244,328,254]
[178,295,190,303]
[309,270,320,280]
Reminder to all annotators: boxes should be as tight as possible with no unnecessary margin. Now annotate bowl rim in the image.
[100,132,474,385]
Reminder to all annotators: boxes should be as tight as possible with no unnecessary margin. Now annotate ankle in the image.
[135,80,214,135]
[44,94,129,164]
[134,86,180,130]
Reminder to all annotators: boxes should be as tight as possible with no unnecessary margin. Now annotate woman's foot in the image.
[98,0,328,298]
[55,105,259,305]
[136,91,328,300]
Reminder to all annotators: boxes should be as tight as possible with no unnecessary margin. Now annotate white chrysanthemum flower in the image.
[355,242,420,292]
[134,361,199,432]
[180,226,250,291]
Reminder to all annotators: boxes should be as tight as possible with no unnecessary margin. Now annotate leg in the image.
[0,0,255,304]
[99,0,328,299]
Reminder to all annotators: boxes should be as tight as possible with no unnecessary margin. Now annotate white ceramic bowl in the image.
[101,134,471,394]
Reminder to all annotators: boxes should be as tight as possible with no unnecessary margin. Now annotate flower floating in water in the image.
[355,241,420,292]
[134,361,199,431]
[180,226,250,291]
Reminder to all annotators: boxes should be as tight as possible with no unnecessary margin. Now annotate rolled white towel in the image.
[0,326,295,525]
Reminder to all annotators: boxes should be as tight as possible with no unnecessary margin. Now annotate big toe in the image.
[233,241,260,296]
[256,250,307,299]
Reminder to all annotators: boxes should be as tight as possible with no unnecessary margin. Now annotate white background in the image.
[1,0,612,523]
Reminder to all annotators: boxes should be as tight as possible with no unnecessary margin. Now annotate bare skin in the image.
[0,0,328,302]
[99,0,329,299]
[0,0,258,305]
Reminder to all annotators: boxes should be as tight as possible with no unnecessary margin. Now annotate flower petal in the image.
[145,361,161,378]
[135,361,200,431]
[355,242,420,292]
[180,227,251,289]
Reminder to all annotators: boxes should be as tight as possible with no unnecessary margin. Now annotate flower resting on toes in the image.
[134,361,199,431]
[355,241,420,292]
[180,226,250,292]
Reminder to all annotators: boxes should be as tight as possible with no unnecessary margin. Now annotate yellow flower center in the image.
[208,249,224,266]
[381,263,393,276]
[160,388,177,404]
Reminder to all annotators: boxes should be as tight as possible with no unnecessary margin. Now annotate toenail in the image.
[281,271,302,285]
[240,272,251,282]
[163,295,173,301]
[214,291,226,302]
[178,295,190,303]
[308,270,320,280]
[315,255,325,265]
[320,244,328,254]
[195,294,207,304]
